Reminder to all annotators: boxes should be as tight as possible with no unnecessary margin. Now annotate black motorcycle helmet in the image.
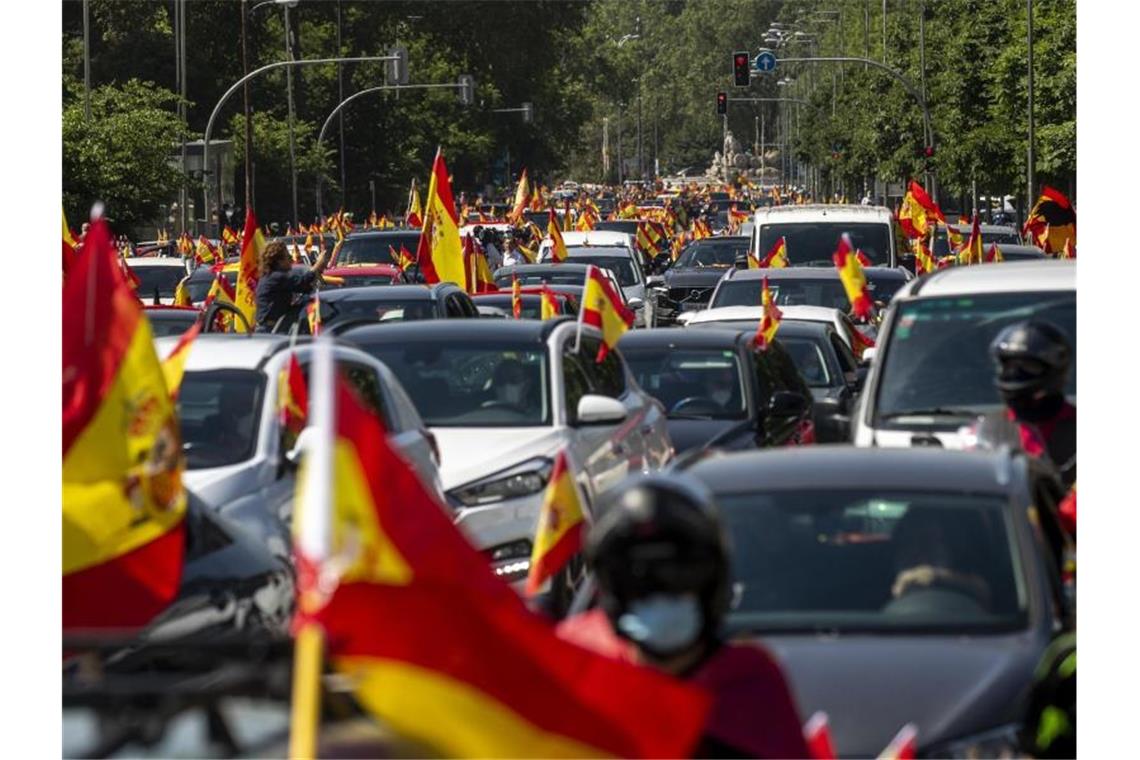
[585,474,731,652]
[990,320,1072,398]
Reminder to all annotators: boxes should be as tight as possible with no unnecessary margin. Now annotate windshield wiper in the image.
[668,412,715,420]
[879,407,979,419]
[794,259,837,267]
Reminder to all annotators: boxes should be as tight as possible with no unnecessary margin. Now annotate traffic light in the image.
[716,92,727,115]
[916,145,935,159]
[521,102,534,124]
[387,45,409,86]
[457,74,475,106]
[733,51,751,87]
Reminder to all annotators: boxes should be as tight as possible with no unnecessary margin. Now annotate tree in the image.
[62,79,188,233]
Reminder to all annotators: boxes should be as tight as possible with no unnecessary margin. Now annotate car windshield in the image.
[932,228,1023,256]
[497,269,589,288]
[595,221,640,236]
[186,273,215,302]
[712,275,904,310]
[177,370,264,469]
[622,349,747,420]
[475,296,552,319]
[357,341,550,426]
[327,274,395,288]
[337,235,420,265]
[563,253,637,286]
[875,291,1076,422]
[780,337,833,387]
[146,313,198,338]
[757,222,892,266]
[320,296,435,325]
[677,240,749,268]
[719,489,1027,634]
[130,265,185,298]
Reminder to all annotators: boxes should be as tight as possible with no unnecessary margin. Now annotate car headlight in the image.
[450,457,553,507]
[482,539,532,582]
[925,723,1022,758]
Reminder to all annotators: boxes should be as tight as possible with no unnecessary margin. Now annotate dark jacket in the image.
[255,267,318,331]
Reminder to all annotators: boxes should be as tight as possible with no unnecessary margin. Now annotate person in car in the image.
[557,474,810,758]
[254,240,332,332]
[887,508,993,613]
[705,366,740,412]
[486,358,534,411]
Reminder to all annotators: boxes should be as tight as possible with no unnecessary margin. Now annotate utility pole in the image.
[919,1,934,201]
[635,16,643,181]
[336,1,347,212]
[284,3,299,226]
[602,117,610,181]
[882,0,888,64]
[616,109,623,185]
[179,0,188,233]
[1026,0,1036,204]
[83,0,91,119]
[241,0,253,210]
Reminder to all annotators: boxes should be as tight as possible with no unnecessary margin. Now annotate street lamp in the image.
[250,0,302,227]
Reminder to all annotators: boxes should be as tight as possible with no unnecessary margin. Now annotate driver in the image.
[255,240,332,332]
[489,358,532,409]
[706,365,739,412]
[888,509,992,611]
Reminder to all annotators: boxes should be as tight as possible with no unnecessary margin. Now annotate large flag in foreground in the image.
[63,216,187,631]
[236,208,266,332]
[290,343,710,758]
[416,149,466,286]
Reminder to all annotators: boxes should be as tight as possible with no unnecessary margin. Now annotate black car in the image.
[678,446,1073,757]
[144,306,201,338]
[687,318,863,443]
[312,283,478,333]
[709,266,911,312]
[617,328,814,453]
[651,236,749,316]
[332,230,423,267]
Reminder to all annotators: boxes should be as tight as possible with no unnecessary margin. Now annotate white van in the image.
[750,204,898,268]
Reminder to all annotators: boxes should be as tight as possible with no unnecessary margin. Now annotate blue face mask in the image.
[616,593,703,655]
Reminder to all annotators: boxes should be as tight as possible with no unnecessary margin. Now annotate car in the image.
[931,224,1022,257]
[475,305,510,318]
[492,264,638,324]
[310,283,478,333]
[852,260,1075,449]
[707,265,911,313]
[470,287,579,319]
[986,244,1047,262]
[684,305,874,358]
[342,319,673,578]
[126,258,191,305]
[331,229,423,267]
[321,263,408,288]
[536,236,655,327]
[152,334,443,560]
[685,317,863,442]
[651,236,751,315]
[617,328,815,453]
[538,228,648,274]
[750,204,899,267]
[678,446,1074,757]
[144,305,200,338]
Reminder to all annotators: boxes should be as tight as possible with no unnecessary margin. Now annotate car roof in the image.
[949,223,1019,234]
[152,334,291,372]
[991,244,1045,256]
[343,229,420,239]
[752,204,894,225]
[897,259,1074,298]
[724,266,906,282]
[559,231,633,246]
[495,263,591,276]
[688,305,841,324]
[618,327,748,350]
[343,316,566,344]
[319,284,435,302]
[126,258,186,268]
[690,445,1018,495]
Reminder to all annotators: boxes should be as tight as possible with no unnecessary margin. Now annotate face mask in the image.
[711,388,731,406]
[499,382,524,405]
[616,593,703,656]
[1003,388,1064,423]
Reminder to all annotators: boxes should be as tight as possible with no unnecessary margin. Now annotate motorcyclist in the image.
[254,240,332,332]
[557,474,810,758]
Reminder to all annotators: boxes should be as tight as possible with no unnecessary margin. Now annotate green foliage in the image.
[62,79,188,232]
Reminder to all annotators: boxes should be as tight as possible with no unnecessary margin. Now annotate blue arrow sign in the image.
[755,50,777,73]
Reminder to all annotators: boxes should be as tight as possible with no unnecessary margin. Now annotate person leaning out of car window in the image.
[254,240,332,332]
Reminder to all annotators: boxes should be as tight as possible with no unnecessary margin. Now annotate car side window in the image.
[751,350,776,405]
[561,349,593,424]
[830,332,858,374]
[765,342,802,395]
[444,293,466,318]
[578,338,627,398]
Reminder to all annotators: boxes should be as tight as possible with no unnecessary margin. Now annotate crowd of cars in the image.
[94,192,1076,757]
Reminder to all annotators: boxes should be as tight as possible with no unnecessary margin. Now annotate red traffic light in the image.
[716,92,728,115]
[924,146,935,158]
[733,50,751,87]
[735,54,748,66]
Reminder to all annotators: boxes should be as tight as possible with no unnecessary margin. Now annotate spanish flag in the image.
[1060,238,1076,260]
[754,236,789,268]
[510,169,530,224]
[290,346,710,758]
[173,276,192,307]
[959,212,983,266]
[236,208,266,332]
[985,242,1004,263]
[833,233,874,320]
[548,208,569,263]
[416,149,466,286]
[753,276,783,350]
[63,208,79,277]
[195,234,219,266]
[540,285,560,320]
[1024,186,1075,254]
[389,244,415,272]
[897,180,944,240]
[222,225,240,246]
[464,236,497,294]
[525,450,586,595]
[945,221,964,253]
[160,320,201,398]
[911,236,936,275]
[511,274,522,318]
[63,217,187,632]
[278,351,308,436]
[579,265,634,362]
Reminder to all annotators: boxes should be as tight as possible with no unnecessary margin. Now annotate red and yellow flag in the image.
[222,225,240,246]
[307,292,323,336]
[63,208,79,278]
[985,242,1004,263]
[416,149,466,286]
[1059,238,1076,260]
[510,169,531,224]
[464,236,497,294]
[1024,185,1075,254]
[525,451,586,596]
[911,236,936,275]
[579,265,634,362]
[278,351,309,436]
[389,244,415,272]
[754,236,788,268]
[753,276,783,350]
[960,212,984,266]
[195,234,219,266]
[945,221,964,253]
[236,208,266,332]
[540,285,560,320]
[160,320,201,398]
[833,233,874,320]
[548,208,569,263]
[897,180,943,240]
[63,217,187,632]
[173,276,193,307]
[290,358,709,758]
[511,275,522,319]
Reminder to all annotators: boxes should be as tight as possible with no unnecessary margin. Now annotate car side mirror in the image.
[283,426,315,471]
[646,274,665,288]
[576,394,628,425]
[769,390,809,418]
[627,297,644,312]
[860,346,877,364]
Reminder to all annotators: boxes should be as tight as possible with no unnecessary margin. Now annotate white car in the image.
[537,231,655,327]
[154,334,443,559]
[341,318,673,582]
[127,258,191,305]
[683,304,869,354]
[851,260,1076,449]
[750,204,899,268]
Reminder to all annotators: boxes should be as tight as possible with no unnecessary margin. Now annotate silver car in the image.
[154,334,443,559]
